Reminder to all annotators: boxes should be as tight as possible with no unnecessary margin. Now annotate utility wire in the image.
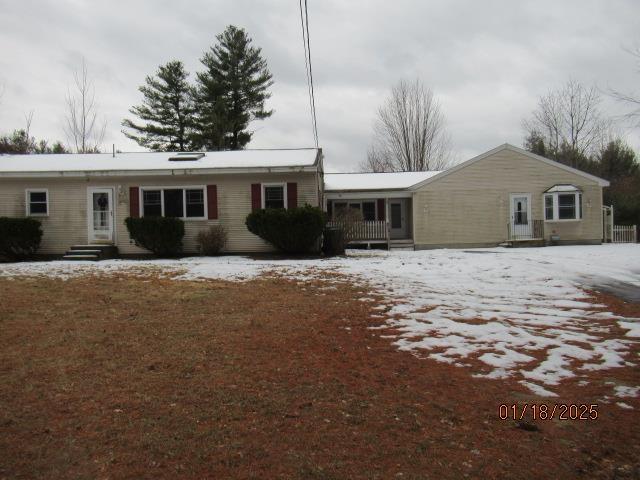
[299,0,318,147]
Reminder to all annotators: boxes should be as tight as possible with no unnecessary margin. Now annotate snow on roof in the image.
[324,171,441,191]
[0,149,319,176]
[544,184,582,193]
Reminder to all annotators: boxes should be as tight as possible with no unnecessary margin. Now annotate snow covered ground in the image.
[2,244,639,400]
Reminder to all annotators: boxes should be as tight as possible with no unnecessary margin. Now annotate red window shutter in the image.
[251,183,262,211]
[287,182,297,209]
[377,198,385,221]
[129,187,140,218]
[207,185,218,219]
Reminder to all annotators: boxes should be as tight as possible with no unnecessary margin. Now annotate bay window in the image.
[543,185,582,221]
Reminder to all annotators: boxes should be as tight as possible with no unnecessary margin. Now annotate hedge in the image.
[0,217,43,260]
[245,205,326,254]
[125,216,185,257]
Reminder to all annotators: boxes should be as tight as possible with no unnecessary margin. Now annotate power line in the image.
[299,0,318,147]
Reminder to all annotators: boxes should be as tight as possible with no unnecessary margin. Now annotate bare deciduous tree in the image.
[361,79,452,172]
[64,59,106,153]
[609,47,640,128]
[523,79,608,164]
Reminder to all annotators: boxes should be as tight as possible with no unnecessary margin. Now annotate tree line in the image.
[361,49,639,225]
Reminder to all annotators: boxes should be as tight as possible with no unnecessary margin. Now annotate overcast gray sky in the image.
[0,0,638,171]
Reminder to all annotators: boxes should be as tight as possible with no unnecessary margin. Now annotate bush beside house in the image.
[196,225,228,255]
[0,217,43,260]
[125,217,185,257]
[245,205,326,254]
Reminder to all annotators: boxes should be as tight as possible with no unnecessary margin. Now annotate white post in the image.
[610,205,614,244]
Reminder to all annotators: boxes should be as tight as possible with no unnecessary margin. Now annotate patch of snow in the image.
[616,402,634,410]
[619,320,640,337]
[519,381,559,397]
[1,244,639,396]
[614,385,640,398]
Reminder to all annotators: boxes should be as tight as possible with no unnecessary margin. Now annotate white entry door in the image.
[389,199,409,239]
[510,193,532,239]
[88,187,114,243]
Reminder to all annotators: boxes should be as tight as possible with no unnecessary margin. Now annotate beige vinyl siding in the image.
[412,149,603,247]
[0,171,319,255]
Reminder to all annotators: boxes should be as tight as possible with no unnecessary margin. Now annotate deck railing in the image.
[327,220,388,241]
[507,219,544,240]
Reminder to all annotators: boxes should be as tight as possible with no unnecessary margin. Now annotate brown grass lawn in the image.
[0,274,639,479]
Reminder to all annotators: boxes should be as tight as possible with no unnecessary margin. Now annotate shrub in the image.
[0,217,43,260]
[196,225,228,255]
[321,225,346,256]
[245,205,326,254]
[125,216,185,257]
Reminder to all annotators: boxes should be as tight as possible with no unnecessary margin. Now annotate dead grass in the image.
[0,275,638,479]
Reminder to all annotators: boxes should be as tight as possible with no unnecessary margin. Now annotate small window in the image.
[264,185,285,209]
[26,190,48,216]
[362,202,376,221]
[186,189,205,218]
[164,189,184,218]
[333,202,347,219]
[143,190,162,217]
[544,195,554,221]
[558,194,576,220]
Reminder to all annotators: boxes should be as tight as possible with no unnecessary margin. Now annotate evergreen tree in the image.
[194,25,274,150]
[0,129,68,154]
[122,61,195,151]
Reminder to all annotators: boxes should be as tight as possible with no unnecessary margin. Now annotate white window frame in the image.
[25,189,49,217]
[138,186,208,220]
[543,192,582,222]
[261,183,287,209]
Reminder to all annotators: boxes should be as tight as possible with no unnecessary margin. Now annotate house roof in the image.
[324,144,609,193]
[544,184,582,193]
[409,143,610,189]
[0,148,321,177]
[324,171,441,191]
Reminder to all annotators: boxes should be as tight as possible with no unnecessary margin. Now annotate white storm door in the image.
[88,187,114,243]
[510,193,532,239]
[389,199,409,239]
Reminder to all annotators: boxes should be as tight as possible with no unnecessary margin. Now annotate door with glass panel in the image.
[88,187,114,243]
[509,193,532,239]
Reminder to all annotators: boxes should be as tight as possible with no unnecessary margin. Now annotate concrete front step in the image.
[62,244,119,261]
[62,254,100,261]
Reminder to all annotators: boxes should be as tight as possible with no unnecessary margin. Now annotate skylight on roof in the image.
[168,152,205,161]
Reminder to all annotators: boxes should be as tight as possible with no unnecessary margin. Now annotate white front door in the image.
[389,199,409,239]
[88,187,114,243]
[510,193,532,239]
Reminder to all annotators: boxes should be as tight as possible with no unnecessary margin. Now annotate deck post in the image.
[385,198,390,249]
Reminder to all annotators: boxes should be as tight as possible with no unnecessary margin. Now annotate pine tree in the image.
[194,25,274,150]
[122,61,195,151]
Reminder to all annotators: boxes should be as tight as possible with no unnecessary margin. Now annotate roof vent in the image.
[168,152,205,161]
